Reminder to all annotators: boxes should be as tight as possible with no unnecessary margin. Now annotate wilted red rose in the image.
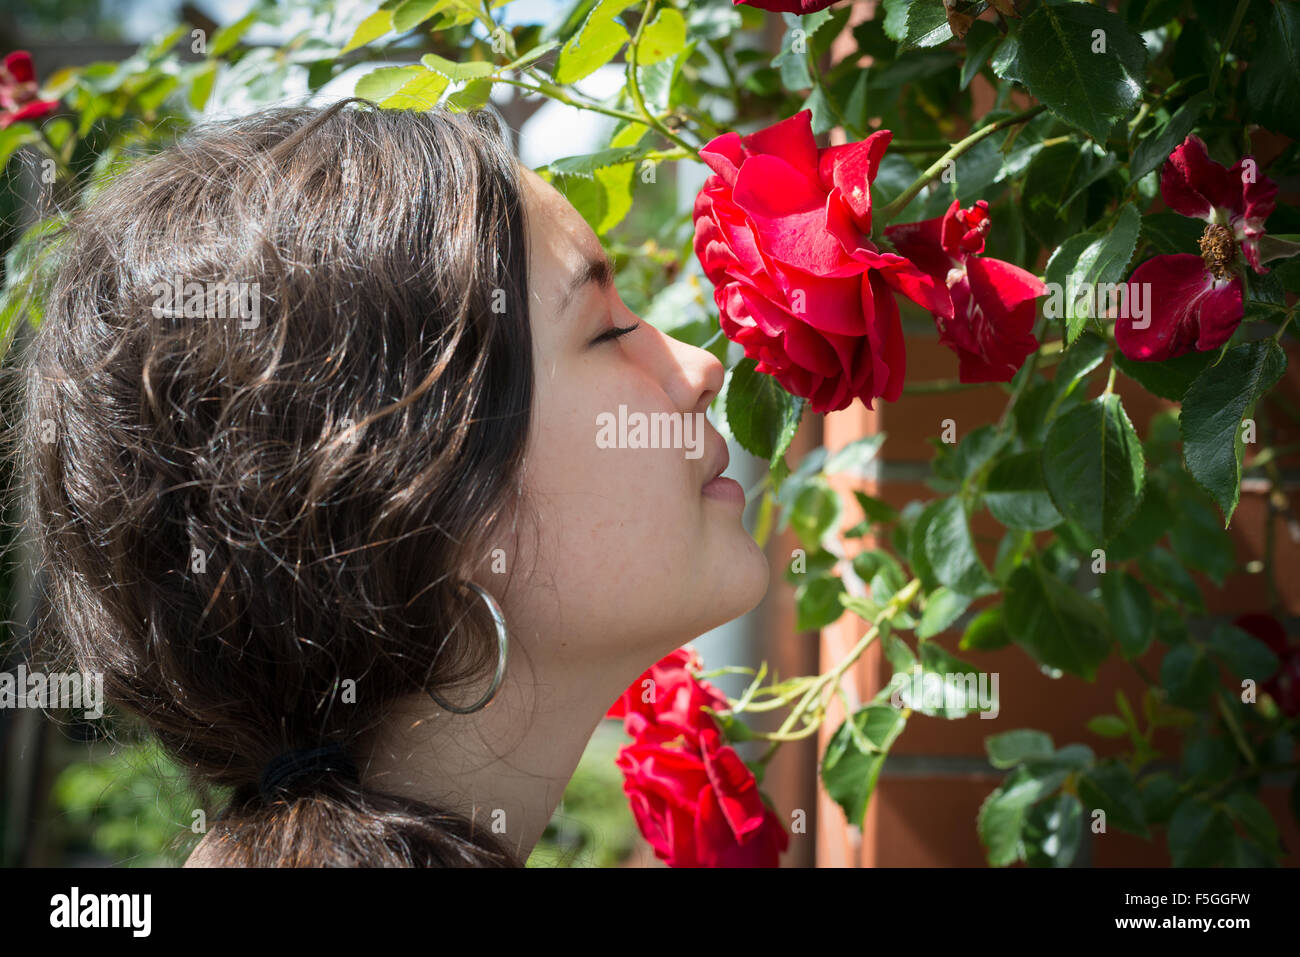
[885,199,1046,383]
[1232,612,1300,717]
[692,109,953,413]
[1116,135,1278,362]
[0,51,60,129]
[607,646,789,867]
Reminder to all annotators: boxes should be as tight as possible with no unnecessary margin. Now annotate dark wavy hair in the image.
[11,98,538,866]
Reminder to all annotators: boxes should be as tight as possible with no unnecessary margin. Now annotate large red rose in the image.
[607,646,789,867]
[885,199,1045,383]
[692,109,953,414]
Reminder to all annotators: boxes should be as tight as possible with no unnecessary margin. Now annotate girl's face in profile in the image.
[498,166,769,664]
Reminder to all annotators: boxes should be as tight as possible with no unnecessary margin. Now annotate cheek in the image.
[522,367,698,598]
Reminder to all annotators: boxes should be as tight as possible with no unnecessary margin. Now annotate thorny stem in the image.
[874,105,1047,228]
[626,0,703,160]
[753,578,922,765]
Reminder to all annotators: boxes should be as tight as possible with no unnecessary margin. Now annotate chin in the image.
[709,535,771,626]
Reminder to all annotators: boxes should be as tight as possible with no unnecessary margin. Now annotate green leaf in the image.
[849,490,898,527]
[1159,641,1216,708]
[501,40,561,72]
[186,60,218,112]
[1099,570,1153,659]
[1245,0,1300,138]
[961,18,1002,90]
[1180,339,1287,526]
[1017,3,1147,142]
[916,586,972,639]
[393,0,445,33]
[1140,771,1183,825]
[445,77,495,112]
[1167,797,1235,867]
[984,451,1064,531]
[790,478,842,550]
[1224,790,1279,852]
[1166,480,1236,585]
[1078,761,1149,838]
[1022,793,1084,867]
[553,0,635,85]
[723,358,804,462]
[1138,211,1206,257]
[1113,347,1215,401]
[379,68,451,109]
[634,7,685,66]
[1042,393,1145,543]
[1086,714,1128,738]
[343,9,394,53]
[1005,562,1112,680]
[1130,92,1211,184]
[1042,203,1141,345]
[825,434,885,477]
[898,0,989,51]
[210,10,258,57]
[543,146,648,177]
[960,605,1012,652]
[1138,546,1205,612]
[821,705,907,828]
[419,53,496,82]
[1206,623,1280,683]
[795,574,846,632]
[1022,142,1103,248]
[978,764,1068,867]
[986,729,1054,769]
[924,496,993,597]
[354,64,428,101]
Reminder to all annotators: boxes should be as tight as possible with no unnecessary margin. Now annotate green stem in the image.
[754,577,921,764]
[495,75,646,126]
[625,0,702,160]
[1272,304,1295,342]
[874,105,1046,228]
[1208,0,1251,99]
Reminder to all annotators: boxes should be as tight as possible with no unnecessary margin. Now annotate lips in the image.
[703,434,730,487]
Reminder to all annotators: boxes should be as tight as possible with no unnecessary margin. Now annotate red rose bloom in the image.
[1116,135,1278,362]
[607,646,789,867]
[885,199,1046,383]
[0,51,60,129]
[692,110,953,414]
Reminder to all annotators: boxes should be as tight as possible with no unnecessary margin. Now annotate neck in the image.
[356,635,635,863]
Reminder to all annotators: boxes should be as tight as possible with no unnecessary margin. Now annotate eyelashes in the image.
[592,321,641,345]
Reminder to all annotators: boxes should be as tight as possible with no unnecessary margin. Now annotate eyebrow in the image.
[558,251,615,317]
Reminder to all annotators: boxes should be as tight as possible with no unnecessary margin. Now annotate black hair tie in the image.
[259,741,360,802]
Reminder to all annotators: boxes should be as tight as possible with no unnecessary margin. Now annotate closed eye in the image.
[592,321,640,345]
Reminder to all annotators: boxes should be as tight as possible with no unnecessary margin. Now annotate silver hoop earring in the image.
[428,581,509,714]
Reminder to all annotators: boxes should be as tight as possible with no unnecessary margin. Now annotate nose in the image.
[653,322,725,416]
